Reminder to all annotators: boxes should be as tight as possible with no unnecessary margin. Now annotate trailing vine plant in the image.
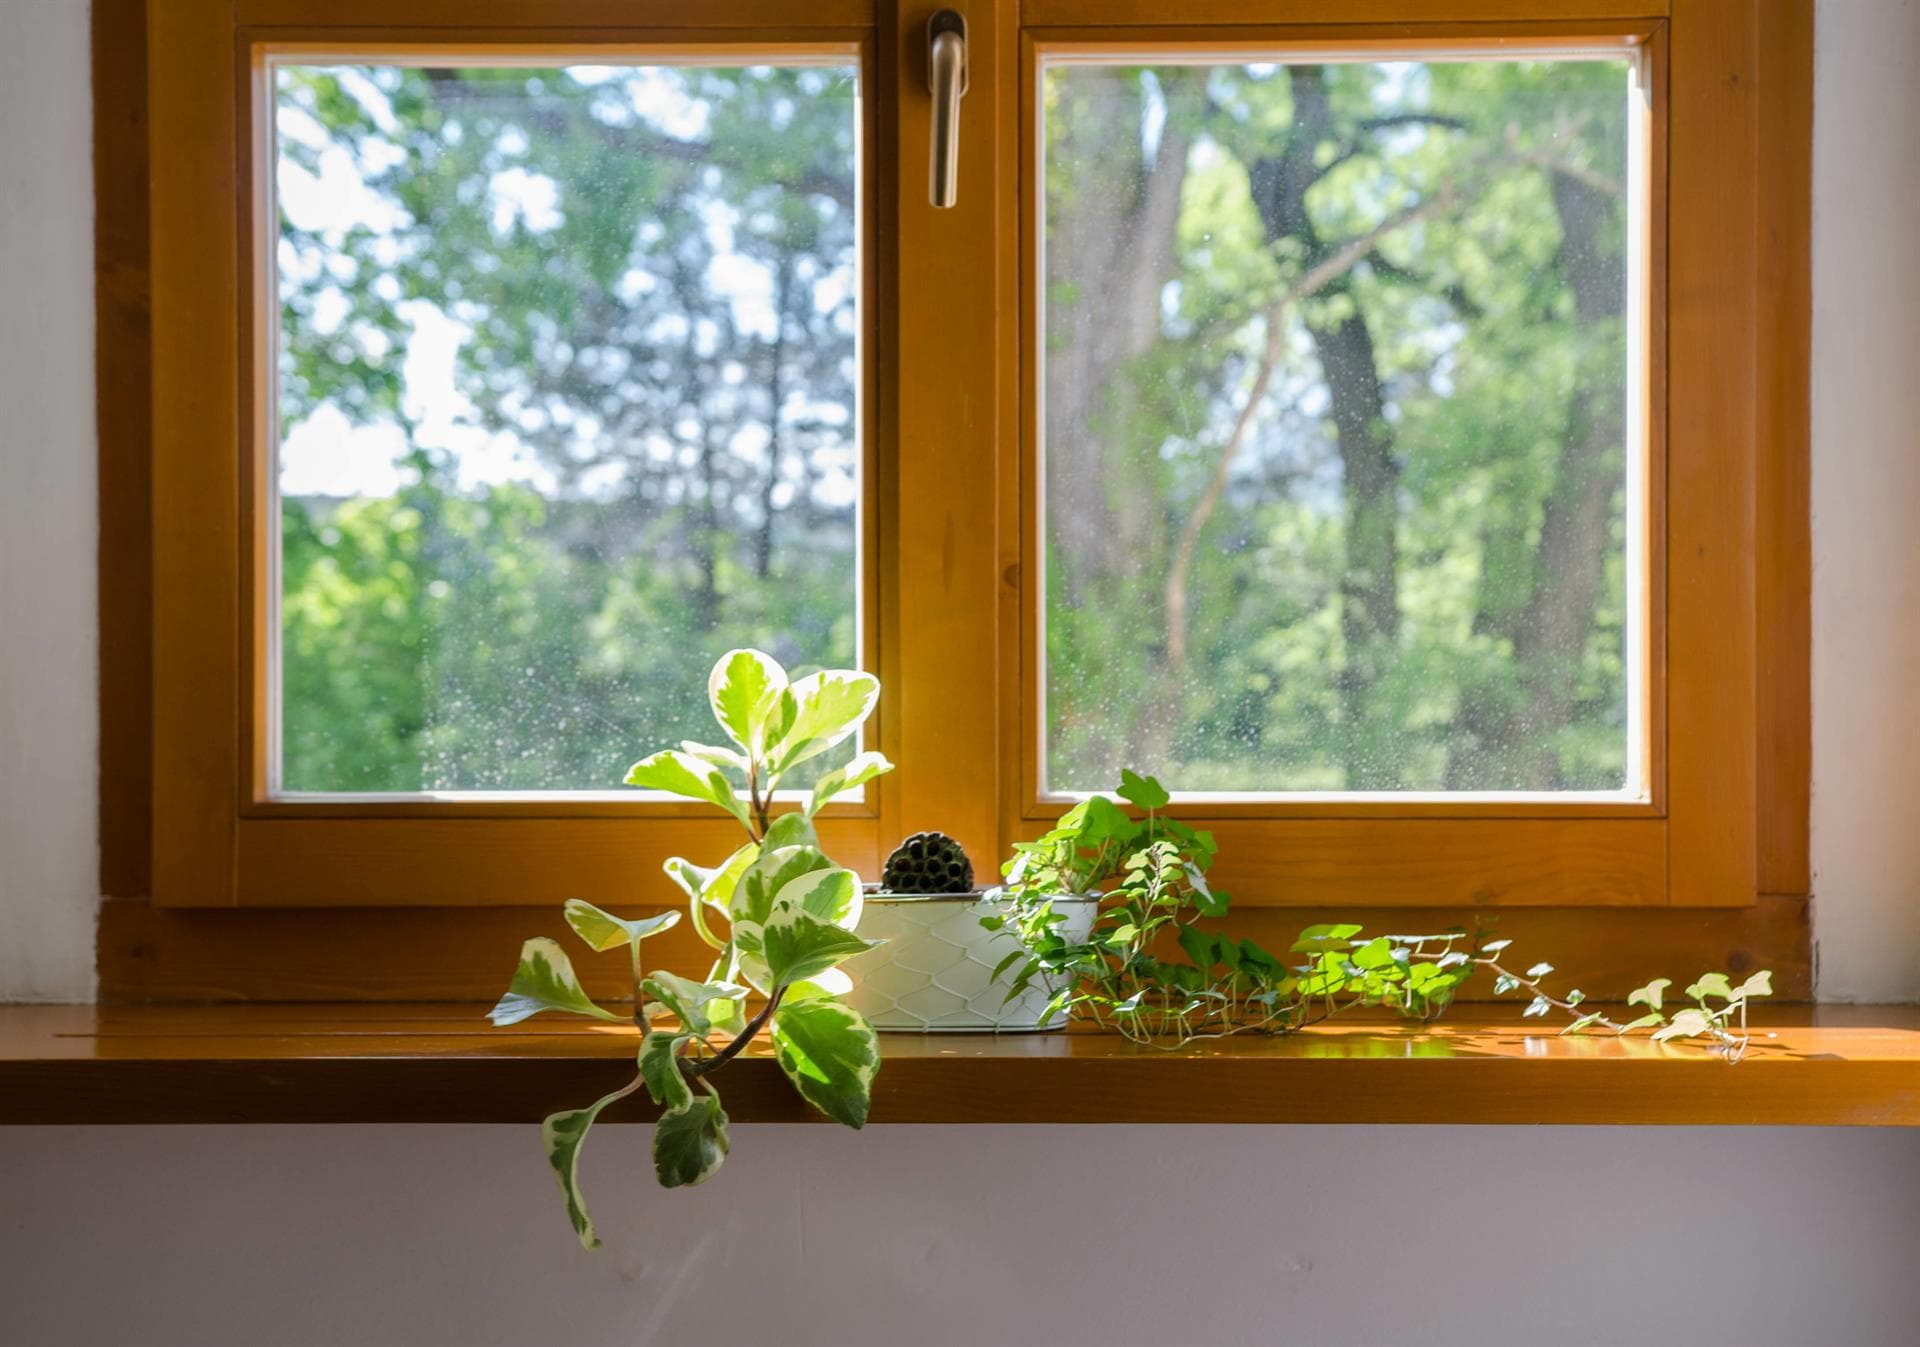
[489,649,891,1248]
[990,771,1772,1059]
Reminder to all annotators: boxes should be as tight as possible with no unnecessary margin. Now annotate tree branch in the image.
[1162,182,1472,671]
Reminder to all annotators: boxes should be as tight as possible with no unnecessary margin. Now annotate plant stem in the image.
[1475,957,1627,1032]
[683,985,786,1080]
[630,937,648,1035]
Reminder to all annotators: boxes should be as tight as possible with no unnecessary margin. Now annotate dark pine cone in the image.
[881,831,975,895]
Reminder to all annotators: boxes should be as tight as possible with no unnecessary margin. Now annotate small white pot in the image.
[843,890,1099,1033]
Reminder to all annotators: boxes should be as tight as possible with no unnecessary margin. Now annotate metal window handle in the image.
[928,10,968,208]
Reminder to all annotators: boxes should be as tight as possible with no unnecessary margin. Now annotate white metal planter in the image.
[842,891,1099,1032]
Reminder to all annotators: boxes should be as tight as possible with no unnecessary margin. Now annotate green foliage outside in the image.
[275,64,859,792]
[276,55,1640,799]
[1040,58,1636,792]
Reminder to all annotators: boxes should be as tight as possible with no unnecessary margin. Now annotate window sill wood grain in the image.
[4,1003,1914,1126]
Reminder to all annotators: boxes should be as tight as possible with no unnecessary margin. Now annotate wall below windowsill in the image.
[6,1002,1917,1126]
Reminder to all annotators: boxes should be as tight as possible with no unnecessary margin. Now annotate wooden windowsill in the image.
[4,1004,1918,1126]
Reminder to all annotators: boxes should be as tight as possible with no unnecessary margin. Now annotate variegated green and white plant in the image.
[490,649,892,1249]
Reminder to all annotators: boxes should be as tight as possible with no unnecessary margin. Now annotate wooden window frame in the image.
[99,0,1811,996]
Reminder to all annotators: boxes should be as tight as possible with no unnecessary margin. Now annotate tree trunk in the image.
[1446,168,1625,789]
[1043,67,1196,601]
[1252,66,1405,789]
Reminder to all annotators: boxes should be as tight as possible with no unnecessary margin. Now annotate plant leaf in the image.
[806,750,894,818]
[489,938,622,1026]
[1686,973,1734,1002]
[773,866,863,930]
[783,968,854,1002]
[664,843,758,950]
[1185,863,1228,917]
[563,900,680,953]
[1617,1012,1666,1033]
[1732,970,1774,999]
[1177,925,1221,970]
[732,845,837,926]
[761,812,818,852]
[624,749,749,827]
[542,1078,640,1250]
[707,648,787,753]
[768,670,880,773]
[770,998,880,1129]
[1627,977,1672,1011]
[1352,936,1396,971]
[762,906,879,987]
[654,1093,730,1189]
[1652,1007,1714,1042]
[640,971,748,1039]
[1291,923,1364,954]
[679,740,747,773]
[638,1033,692,1112]
[1117,768,1171,811]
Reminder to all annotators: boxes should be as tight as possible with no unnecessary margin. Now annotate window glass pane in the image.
[1040,54,1643,796]
[273,61,861,794]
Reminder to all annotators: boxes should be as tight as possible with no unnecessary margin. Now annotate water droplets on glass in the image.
[272,61,861,794]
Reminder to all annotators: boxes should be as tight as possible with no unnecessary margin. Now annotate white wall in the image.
[3,1123,1917,1347]
[2,3,1919,1344]
[0,0,97,1001]
[1808,0,1920,1002]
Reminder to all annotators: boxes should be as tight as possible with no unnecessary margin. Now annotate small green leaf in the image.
[761,907,879,987]
[1652,1007,1714,1042]
[1731,970,1774,999]
[772,865,862,930]
[1523,995,1552,1018]
[761,812,819,852]
[624,749,749,827]
[678,740,747,773]
[1117,769,1171,811]
[1525,962,1554,979]
[732,845,836,926]
[768,670,880,773]
[1686,973,1734,1002]
[640,971,748,1039]
[1560,1013,1602,1036]
[654,1093,730,1188]
[805,750,894,818]
[1352,937,1396,971]
[1186,864,1228,917]
[1177,925,1221,970]
[638,1033,692,1112]
[707,648,788,753]
[543,1080,639,1250]
[1617,1012,1666,1033]
[783,968,853,1002]
[1291,923,1364,954]
[664,843,758,950]
[770,998,879,1129]
[490,938,622,1026]
[1627,977,1672,1012]
[563,900,680,953]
